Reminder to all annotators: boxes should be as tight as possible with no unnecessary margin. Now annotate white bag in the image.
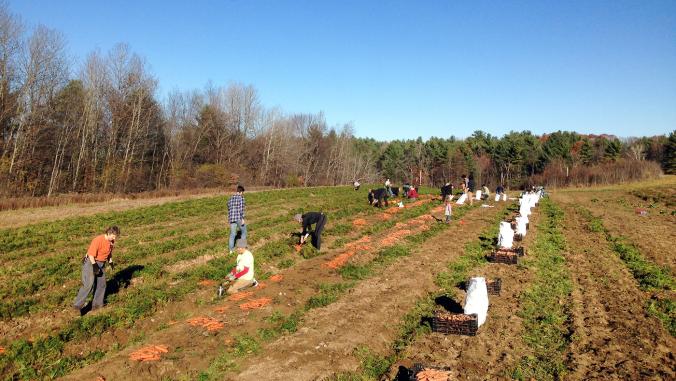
[494,194,500,202]
[456,193,467,205]
[475,190,482,200]
[398,201,404,208]
[502,193,507,201]
[464,277,489,326]
[498,221,514,249]
[516,216,527,235]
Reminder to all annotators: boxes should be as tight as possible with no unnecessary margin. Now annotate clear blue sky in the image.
[9,0,676,140]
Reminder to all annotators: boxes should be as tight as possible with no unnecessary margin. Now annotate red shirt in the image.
[408,188,419,198]
[87,235,113,262]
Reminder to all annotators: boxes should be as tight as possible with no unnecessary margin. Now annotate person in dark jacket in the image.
[440,182,453,201]
[467,175,476,206]
[294,212,328,250]
[368,188,389,208]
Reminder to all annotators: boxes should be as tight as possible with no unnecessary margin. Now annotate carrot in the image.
[228,290,253,301]
[0,346,5,354]
[129,345,169,362]
[239,297,272,310]
[187,317,224,331]
[269,274,283,282]
[198,279,216,286]
[352,218,367,226]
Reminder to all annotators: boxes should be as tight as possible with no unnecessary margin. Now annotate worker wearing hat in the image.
[294,211,327,251]
[226,238,257,294]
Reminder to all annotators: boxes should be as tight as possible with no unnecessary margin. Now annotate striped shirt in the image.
[227,193,246,223]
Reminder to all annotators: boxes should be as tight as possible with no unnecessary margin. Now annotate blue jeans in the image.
[73,260,106,309]
[229,220,247,251]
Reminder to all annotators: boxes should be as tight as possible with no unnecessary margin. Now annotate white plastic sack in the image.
[494,194,500,202]
[516,216,527,235]
[475,190,482,200]
[502,193,507,201]
[398,201,404,208]
[498,221,514,249]
[456,193,467,205]
[464,277,489,326]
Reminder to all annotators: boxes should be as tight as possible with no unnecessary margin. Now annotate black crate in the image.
[488,251,518,264]
[431,312,478,336]
[464,278,501,295]
[408,363,453,381]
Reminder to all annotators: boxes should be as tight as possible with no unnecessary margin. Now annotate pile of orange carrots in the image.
[0,346,5,354]
[198,279,216,287]
[187,316,225,331]
[129,345,169,362]
[229,291,253,301]
[269,274,283,282]
[324,250,356,269]
[352,218,367,226]
[239,297,272,310]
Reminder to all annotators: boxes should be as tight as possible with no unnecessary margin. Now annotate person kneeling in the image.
[226,239,257,294]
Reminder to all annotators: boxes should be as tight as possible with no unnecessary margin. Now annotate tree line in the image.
[0,4,673,197]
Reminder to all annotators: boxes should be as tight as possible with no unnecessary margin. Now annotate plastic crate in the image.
[488,251,518,264]
[464,278,501,295]
[408,363,453,381]
[431,312,478,336]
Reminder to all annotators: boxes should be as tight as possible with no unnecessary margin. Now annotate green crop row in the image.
[330,203,511,380]
[0,187,435,379]
[511,199,572,381]
[576,206,675,336]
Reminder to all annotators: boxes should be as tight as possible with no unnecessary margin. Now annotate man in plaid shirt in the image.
[227,185,247,252]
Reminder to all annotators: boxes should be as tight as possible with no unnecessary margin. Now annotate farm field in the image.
[0,180,674,380]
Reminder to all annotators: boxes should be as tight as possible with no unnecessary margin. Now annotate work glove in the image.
[92,263,102,276]
[227,273,236,282]
[108,259,115,271]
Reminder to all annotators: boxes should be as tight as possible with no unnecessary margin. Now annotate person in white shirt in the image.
[353,180,360,191]
[226,239,257,294]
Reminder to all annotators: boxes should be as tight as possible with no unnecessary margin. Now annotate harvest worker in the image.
[227,185,247,254]
[368,188,389,208]
[467,174,476,206]
[481,184,490,200]
[407,186,419,200]
[294,211,328,250]
[385,178,393,197]
[73,226,120,313]
[440,182,453,201]
[226,239,257,294]
[353,180,360,191]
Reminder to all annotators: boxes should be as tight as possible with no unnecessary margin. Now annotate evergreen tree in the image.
[604,139,622,162]
[664,130,676,174]
[579,139,594,165]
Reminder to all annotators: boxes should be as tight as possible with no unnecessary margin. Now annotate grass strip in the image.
[577,206,675,336]
[511,199,572,381]
[328,204,512,380]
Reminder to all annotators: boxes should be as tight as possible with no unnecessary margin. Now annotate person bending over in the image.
[294,211,328,250]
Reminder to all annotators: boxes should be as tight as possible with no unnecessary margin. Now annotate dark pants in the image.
[73,260,106,309]
[311,214,327,250]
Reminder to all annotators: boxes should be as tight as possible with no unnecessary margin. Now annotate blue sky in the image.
[9,0,676,140]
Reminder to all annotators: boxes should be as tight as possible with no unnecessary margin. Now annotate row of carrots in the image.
[129,345,169,362]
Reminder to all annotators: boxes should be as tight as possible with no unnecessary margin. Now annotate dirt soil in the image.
[231,206,504,380]
[386,210,540,380]
[553,187,676,274]
[559,204,675,380]
[61,199,461,380]
[0,192,226,229]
